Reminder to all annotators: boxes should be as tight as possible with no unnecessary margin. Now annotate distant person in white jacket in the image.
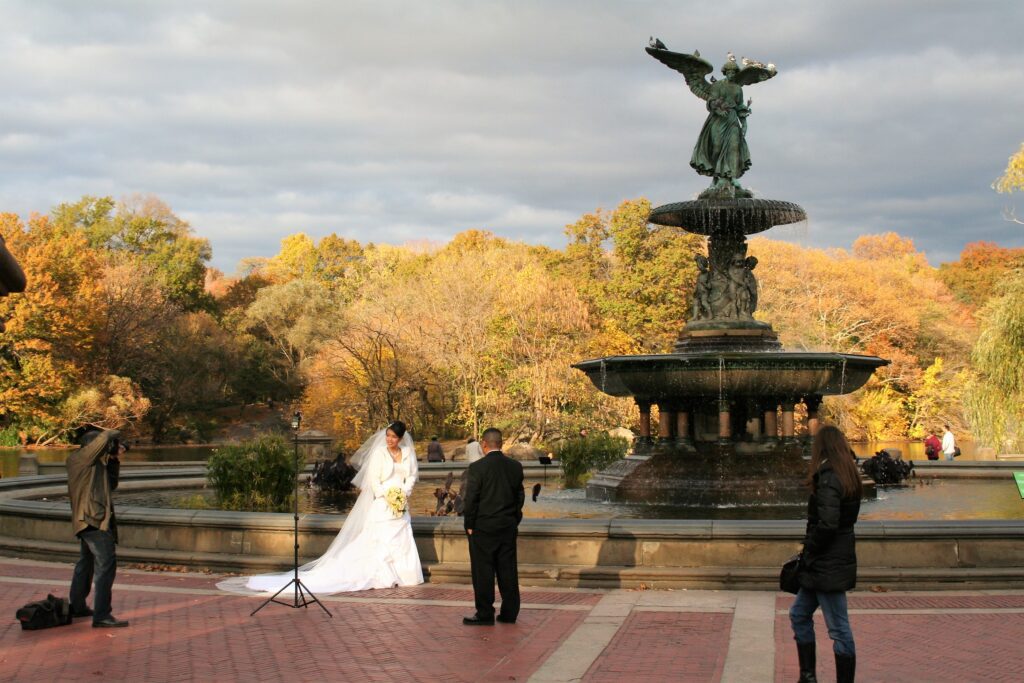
[465,437,485,463]
[941,424,957,461]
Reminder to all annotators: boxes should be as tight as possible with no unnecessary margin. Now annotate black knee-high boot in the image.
[796,641,817,683]
[835,652,855,683]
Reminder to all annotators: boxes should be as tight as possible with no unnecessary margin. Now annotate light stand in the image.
[251,411,332,618]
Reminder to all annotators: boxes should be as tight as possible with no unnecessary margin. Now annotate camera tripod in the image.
[251,413,332,618]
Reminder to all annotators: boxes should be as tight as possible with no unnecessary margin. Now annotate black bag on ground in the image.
[780,553,803,594]
[16,594,72,630]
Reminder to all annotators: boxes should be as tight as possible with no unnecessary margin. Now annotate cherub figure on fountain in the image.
[728,254,758,319]
[693,254,713,320]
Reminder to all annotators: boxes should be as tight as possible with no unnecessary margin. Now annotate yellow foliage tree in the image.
[0,214,106,440]
[993,142,1024,194]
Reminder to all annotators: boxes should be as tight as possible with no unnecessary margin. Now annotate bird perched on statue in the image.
[649,36,666,50]
[531,483,542,502]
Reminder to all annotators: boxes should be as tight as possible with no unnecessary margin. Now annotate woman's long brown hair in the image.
[807,424,863,498]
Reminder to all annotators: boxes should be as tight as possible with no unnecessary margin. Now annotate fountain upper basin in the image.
[573,351,889,400]
[648,198,807,235]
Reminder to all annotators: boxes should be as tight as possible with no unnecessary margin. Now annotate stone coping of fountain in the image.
[647,198,807,235]
[574,351,889,399]
[2,468,1023,589]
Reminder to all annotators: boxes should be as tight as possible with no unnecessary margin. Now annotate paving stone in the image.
[1,558,1022,682]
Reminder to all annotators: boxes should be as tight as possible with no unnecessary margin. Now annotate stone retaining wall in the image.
[1,471,1022,590]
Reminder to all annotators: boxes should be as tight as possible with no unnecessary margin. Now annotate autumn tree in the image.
[964,270,1024,451]
[0,213,129,441]
[140,312,237,441]
[560,198,704,353]
[938,242,1024,308]
[244,278,340,399]
[753,237,972,440]
[994,142,1024,224]
[52,195,213,312]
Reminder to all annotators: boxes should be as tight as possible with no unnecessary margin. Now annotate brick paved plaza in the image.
[1,556,1022,682]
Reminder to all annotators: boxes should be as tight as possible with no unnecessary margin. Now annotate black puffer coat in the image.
[799,462,860,592]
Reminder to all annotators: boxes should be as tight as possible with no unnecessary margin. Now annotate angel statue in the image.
[647,40,776,199]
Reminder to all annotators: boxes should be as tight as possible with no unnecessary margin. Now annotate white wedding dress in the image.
[218,430,424,595]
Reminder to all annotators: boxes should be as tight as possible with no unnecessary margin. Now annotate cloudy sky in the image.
[1,0,1022,272]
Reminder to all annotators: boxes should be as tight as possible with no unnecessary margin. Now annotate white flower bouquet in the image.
[385,486,407,518]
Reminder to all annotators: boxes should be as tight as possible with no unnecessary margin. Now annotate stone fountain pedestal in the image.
[574,198,889,507]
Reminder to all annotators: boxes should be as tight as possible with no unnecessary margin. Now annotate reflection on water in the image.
[74,475,1024,521]
[0,445,221,477]
[860,478,1024,521]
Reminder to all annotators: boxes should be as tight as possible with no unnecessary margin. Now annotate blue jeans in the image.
[789,587,855,656]
[69,527,117,623]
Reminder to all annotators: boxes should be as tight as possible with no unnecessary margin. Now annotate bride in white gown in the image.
[218,421,424,595]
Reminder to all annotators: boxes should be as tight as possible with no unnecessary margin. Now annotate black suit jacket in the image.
[463,450,525,534]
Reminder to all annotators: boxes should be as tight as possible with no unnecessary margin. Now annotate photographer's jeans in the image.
[789,587,855,656]
[70,527,117,623]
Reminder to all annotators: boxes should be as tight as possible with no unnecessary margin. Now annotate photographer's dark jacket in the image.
[800,462,860,592]
[66,430,121,541]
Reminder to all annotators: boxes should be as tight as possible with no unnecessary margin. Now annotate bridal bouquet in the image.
[384,487,407,518]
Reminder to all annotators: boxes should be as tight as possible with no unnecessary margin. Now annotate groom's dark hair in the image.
[481,428,502,449]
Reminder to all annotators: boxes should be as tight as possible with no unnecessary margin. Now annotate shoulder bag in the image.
[779,553,803,594]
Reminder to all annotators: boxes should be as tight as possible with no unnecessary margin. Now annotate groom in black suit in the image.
[462,427,525,625]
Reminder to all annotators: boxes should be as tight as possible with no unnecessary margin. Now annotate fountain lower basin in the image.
[574,350,889,505]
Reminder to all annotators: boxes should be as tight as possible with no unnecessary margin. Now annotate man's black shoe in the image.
[70,606,94,618]
[496,614,517,624]
[93,617,129,628]
[462,614,494,626]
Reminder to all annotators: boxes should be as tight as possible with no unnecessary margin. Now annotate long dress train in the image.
[218,433,423,595]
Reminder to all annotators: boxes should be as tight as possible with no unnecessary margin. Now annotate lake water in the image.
[0,445,218,477]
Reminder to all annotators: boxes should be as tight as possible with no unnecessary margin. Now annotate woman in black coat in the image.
[790,424,861,683]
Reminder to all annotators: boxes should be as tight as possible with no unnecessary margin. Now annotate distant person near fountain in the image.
[427,436,446,462]
[465,437,484,463]
[924,429,942,461]
[942,424,959,461]
[789,425,860,683]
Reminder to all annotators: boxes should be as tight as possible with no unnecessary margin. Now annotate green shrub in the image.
[556,433,630,488]
[175,493,212,510]
[0,426,20,447]
[206,434,299,512]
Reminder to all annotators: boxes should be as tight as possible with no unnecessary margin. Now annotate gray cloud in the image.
[0,0,1022,271]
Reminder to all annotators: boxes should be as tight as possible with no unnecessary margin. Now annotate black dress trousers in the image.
[468,528,520,620]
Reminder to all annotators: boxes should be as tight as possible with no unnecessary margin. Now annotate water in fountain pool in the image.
[36,476,1023,521]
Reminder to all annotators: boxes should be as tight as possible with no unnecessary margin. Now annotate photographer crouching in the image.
[66,428,129,628]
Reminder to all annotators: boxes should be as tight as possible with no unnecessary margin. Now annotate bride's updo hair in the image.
[386,421,407,439]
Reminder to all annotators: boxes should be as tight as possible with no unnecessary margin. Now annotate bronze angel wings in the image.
[646,41,777,91]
